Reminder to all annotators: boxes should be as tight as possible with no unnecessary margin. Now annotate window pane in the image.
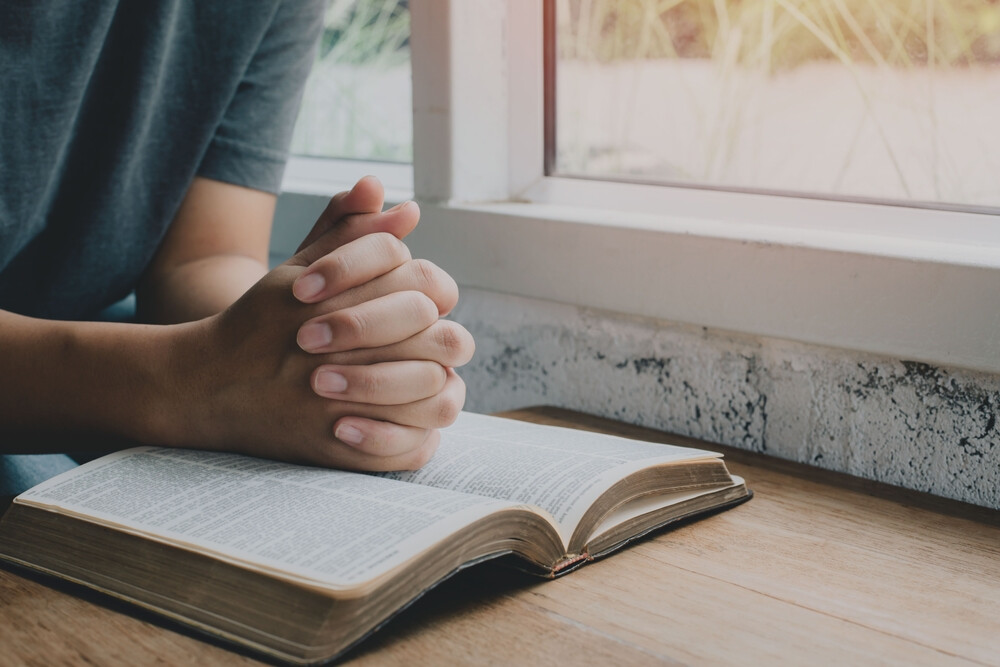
[291,0,412,163]
[554,0,1000,209]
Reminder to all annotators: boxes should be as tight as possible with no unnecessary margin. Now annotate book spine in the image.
[552,552,591,574]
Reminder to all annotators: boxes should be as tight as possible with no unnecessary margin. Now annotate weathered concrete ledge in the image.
[453,288,999,509]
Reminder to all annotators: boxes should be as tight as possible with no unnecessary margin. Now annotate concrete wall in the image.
[452,288,1000,509]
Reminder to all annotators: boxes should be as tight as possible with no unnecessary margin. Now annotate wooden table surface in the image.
[2,407,998,666]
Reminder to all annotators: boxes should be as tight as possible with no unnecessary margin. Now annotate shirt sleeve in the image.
[196,0,325,194]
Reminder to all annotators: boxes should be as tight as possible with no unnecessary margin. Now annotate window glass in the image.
[291,0,412,163]
[553,0,1000,209]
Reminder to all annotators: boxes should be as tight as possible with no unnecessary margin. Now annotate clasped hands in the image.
[179,177,473,471]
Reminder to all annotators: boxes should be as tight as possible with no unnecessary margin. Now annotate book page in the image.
[589,475,746,542]
[16,448,519,589]
[377,413,721,544]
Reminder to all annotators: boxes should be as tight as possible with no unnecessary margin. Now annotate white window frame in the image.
[283,156,413,201]
[279,0,1000,375]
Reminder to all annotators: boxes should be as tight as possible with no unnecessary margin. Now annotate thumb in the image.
[295,175,385,254]
[290,177,421,268]
[292,204,421,269]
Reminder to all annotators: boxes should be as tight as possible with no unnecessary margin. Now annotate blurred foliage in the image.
[318,0,410,67]
[291,0,411,162]
[558,0,1000,69]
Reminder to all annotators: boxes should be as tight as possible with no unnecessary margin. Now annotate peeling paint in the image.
[450,288,1000,509]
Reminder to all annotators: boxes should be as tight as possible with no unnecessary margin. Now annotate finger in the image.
[292,201,421,268]
[311,361,448,405]
[294,176,384,254]
[322,320,476,369]
[297,290,440,353]
[336,368,466,430]
[292,232,412,303]
[320,258,459,316]
[328,419,441,469]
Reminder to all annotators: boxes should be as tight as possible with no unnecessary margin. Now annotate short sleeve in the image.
[197,0,325,194]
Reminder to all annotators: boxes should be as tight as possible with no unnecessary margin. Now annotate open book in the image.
[0,412,749,664]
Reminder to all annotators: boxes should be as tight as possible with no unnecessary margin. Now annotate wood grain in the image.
[2,406,997,666]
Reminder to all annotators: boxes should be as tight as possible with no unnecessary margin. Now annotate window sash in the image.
[278,0,1000,375]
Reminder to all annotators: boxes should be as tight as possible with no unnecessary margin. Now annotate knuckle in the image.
[359,426,389,457]
[405,291,439,323]
[433,322,460,355]
[331,308,369,346]
[411,259,458,313]
[435,392,463,428]
[372,232,410,263]
[430,362,449,391]
[434,321,475,364]
[440,277,460,314]
[322,252,353,286]
[402,434,438,470]
[409,448,434,470]
[357,368,388,402]
[411,259,441,291]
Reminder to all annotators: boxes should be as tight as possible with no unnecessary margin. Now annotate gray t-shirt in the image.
[0,0,324,319]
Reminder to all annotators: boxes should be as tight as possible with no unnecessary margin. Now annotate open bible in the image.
[0,412,749,664]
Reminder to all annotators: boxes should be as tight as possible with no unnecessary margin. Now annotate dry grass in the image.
[559,0,1000,70]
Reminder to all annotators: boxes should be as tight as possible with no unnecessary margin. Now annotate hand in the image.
[288,176,475,448]
[166,183,473,471]
[288,176,463,348]
[293,174,417,260]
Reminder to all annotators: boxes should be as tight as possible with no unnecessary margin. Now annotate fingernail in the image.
[293,273,325,302]
[335,423,364,446]
[315,370,348,394]
[297,323,332,352]
[386,200,411,213]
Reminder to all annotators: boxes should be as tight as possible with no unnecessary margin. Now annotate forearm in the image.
[0,176,472,471]
[137,254,268,324]
[0,310,186,453]
[136,177,274,325]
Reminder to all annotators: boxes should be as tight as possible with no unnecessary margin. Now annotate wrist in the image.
[75,320,194,447]
[139,316,219,448]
